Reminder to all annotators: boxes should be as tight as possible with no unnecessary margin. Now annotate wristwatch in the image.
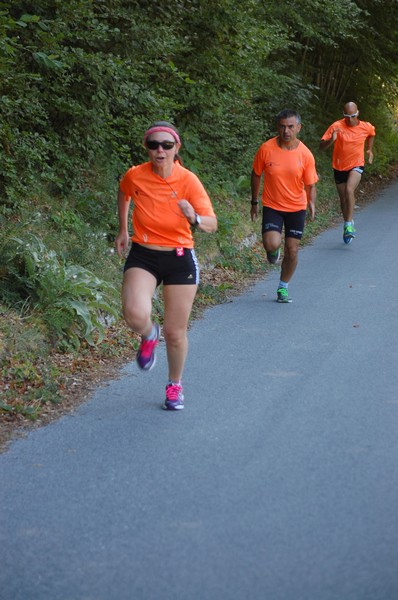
[193,213,202,227]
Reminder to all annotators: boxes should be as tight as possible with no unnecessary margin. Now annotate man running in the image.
[250,109,318,303]
[319,102,376,244]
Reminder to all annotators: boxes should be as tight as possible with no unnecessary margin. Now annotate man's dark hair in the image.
[276,109,301,124]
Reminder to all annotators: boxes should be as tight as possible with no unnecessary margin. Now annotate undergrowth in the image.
[0,155,397,421]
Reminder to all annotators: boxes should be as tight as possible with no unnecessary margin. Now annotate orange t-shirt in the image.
[252,138,318,212]
[119,162,215,248]
[321,119,376,171]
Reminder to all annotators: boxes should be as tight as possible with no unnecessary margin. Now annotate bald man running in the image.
[319,102,376,244]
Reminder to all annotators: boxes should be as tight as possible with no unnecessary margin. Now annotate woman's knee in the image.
[163,326,187,348]
[123,303,151,331]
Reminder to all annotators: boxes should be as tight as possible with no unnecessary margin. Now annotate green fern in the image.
[1,230,118,348]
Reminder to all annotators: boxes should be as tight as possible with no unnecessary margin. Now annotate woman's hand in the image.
[115,231,130,258]
[178,199,195,224]
[178,199,217,232]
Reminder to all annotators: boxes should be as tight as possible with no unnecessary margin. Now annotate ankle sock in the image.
[145,324,158,341]
[278,281,288,289]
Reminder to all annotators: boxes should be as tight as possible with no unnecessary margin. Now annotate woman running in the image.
[115,121,217,410]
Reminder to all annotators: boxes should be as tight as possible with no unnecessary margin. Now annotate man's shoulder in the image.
[257,137,278,155]
[329,118,345,128]
[260,136,278,148]
[298,140,315,157]
[359,120,376,132]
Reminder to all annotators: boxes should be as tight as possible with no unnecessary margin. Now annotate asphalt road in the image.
[1,182,398,600]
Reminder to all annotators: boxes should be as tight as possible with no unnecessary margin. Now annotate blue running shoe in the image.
[343,225,356,244]
[163,383,184,410]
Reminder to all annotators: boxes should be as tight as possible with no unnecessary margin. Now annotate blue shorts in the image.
[124,243,200,286]
[333,166,365,184]
[262,207,306,240]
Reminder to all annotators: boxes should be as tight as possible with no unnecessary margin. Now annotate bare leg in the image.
[162,284,198,382]
[122,268,157,337]
[336,170,362,222]
[262,230,282,254]
[280,237,300,283]
[336,182,348,219]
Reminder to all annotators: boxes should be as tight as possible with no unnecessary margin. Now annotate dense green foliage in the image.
[1,0,398,415]
[2,0,397,202]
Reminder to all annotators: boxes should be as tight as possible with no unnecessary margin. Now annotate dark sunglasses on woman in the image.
[146,140,176,150]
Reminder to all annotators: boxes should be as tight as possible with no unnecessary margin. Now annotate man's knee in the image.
[346,172,362,193]
[262,233,281,252]
[284,242,299,261]
[346,182,360,196]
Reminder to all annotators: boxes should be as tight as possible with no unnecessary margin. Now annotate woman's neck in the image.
[152,162,175,179]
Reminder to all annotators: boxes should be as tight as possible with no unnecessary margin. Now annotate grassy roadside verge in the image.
[1,164,397,451]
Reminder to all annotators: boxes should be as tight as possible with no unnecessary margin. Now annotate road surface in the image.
[1,182,398,600]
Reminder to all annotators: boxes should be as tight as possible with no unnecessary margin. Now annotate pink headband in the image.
[143,126,181,145]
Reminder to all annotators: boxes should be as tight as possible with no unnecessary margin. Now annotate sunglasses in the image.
[343,112,358,118]
[146,140,176,150]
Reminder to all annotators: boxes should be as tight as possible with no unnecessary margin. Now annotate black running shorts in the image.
[262,207,306,240]
[333,166,365,184]
[124,243,200,286]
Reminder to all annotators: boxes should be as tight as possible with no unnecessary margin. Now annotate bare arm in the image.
[366,135,375,164]
[115,189,131,258]
[250,169,262,221]
[306,184,316,221]
[319,129,339,152]
[194,214,218,233]
[177,200,217,233]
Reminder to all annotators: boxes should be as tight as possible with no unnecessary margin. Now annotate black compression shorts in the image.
[333,166,365,184]
[262,207,306,240]
[124,243,200,286]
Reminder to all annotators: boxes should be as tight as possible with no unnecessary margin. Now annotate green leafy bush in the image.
[1,231,118,349]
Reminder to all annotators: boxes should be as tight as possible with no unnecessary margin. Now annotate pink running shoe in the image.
[136,323,160,371]
[163,383,184,410]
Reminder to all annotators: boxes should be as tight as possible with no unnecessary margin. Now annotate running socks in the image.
[145,324,158,341]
